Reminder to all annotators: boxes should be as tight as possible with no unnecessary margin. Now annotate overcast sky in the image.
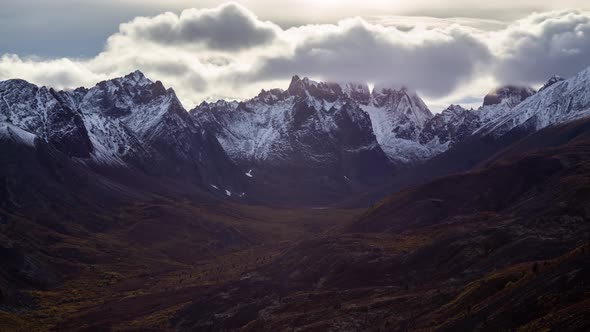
[1,1,590,111]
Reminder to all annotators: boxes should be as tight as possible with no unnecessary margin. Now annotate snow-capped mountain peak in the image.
[341,82,371,105]
[477,66,590,137]
[121,70,153,87]
[370,84,432,126]
[482,85,536,108]
[419,104,480,152]
[3,67,590,205]
[357,83,434,163]
[413,82,539,155]
[443,104,470,114]
[79,72,177,134]
[0,79,94,157]
[191,74,392,201]
[539,75,566,92]
[0,72,245,198]
[286,75,345,102]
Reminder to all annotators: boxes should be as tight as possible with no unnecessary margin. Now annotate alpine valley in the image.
[1,65,590,331]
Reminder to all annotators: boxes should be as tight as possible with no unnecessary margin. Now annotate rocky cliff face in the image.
[355,84,434,163]
[419,104,481,151]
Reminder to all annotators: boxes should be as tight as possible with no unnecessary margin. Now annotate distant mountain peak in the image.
[371,84,424,107]
[369,83,431,121]
[123,70,151,86]
[373,82,409,93]
[286,75,345,102]
[0,78,35,87]
[482,85,536,108]
[341,82,371,105]
[477,67,590,137]
[255,88,286,104]
[443,104,468,113]
[539,75,565,92]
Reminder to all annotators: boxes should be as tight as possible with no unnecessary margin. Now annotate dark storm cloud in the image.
[495,10,590,84]
[120,3,278,51]
[247,21,492,98]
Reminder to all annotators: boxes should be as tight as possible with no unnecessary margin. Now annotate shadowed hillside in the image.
[172,118,590,331]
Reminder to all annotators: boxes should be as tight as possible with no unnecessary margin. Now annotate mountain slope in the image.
[419,104,481,152]
[357,84,434,163]
[173,116,590,331]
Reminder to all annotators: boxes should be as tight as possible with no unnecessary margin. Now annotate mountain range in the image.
[2,68,588,206]
[1,66,590,331]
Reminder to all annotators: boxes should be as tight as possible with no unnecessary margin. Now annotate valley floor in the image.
[0,200,363,331]
[3,198,588,331]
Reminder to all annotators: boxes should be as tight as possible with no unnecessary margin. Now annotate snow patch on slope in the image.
[360,85,434,163]
[0,122,36,146]
[80,113,134,165]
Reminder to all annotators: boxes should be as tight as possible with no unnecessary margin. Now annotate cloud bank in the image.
[1,3,590,111]
[118,4,279,50]
[494,10,590,84]
[245,19,492,97]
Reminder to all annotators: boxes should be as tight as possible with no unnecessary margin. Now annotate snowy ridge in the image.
[192,76,384,168]
[190,74,565,165]
[0,76,144,163]
[423,68,590,147]
[79,112,144,165]
[191,75,395,196]
[477,67,590,137]
[193,76,439,165]
[419,83,539,151]
[341,82,371,105]
[360,84,433,163]
[371,84,432,130]
[419,104,480,152]
[193,95,294,163]
[0,79,61,141]
[0,79,95,157]
[2,67,590,203]
[0,71,244,199]
[482,86,536,108]
[0,122,36,146]
[539,75,565,93]
[78,71,172,137]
